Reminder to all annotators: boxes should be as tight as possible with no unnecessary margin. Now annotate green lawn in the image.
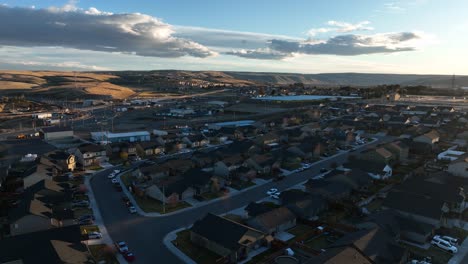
[80,225,100,235]
[133,195,191,214]
[403,243,452,264]
[230,180,256,190]
[87,165,103,171]
[120,172,133,187]
[246,248,276,264]
[287,224,313,237]
[305,235,334,250]
[200,192,223,201]
[88,244,118,264]
[173,230,223,264]
[365,199,383,212]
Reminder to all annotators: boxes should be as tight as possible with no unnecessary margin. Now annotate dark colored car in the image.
[123,252,135,262]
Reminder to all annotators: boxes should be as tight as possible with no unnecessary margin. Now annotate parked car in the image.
[123,252,135,262]
[87,232,102,239]
[431,237,458,253]
[270,193,280,199]
[113,169,121,174]
[320,168,328,173]
[72,201,90,208]
[115,241,129,253]
[78,214,95,222]
[122,196,130,203]
[78,219,94,225]
[433,235,458,245]
[440,235,459,245]
[266,188,279,195]
[108,173,116,179]
[128,206,137,214]
[111,178,119,184]
[114,184,123,192]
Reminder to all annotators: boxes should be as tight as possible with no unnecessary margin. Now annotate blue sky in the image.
[0,0,467,74]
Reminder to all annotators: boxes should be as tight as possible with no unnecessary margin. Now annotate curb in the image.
[85,168,126,264]
[163,228,197,264]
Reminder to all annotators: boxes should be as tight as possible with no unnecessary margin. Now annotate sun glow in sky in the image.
[0,0,467,74]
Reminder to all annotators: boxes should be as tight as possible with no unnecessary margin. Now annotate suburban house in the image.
[382,190,447,227]
[414,130,440,145]
[0,225,89,264]
[39,126,74,141]
[190,213,268,263]
[246,207,296,235]
[343,160,393,180]
[8,180,73,236]
[359,147,394,165]
[245,154,280,175]
[369,209,435,245]
[283,193,328,220]
[40,151,76,173]
[73,143,107,167]
[447,155,468,177]
[244,202,276,218]
[182,135,210,148]
[145,168,213,204]
[385,141,409,162]
[305,178,353,201]
[313,227,408,264]
[136,141,165,156]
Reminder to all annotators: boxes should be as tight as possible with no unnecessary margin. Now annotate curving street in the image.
[90,136,391,264]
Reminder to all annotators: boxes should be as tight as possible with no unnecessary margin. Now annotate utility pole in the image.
[163,185,166,214]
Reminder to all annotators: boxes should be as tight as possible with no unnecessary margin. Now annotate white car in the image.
[266,188,279,195]
[431,237,458,253]
[107,173,116,179]
[270,193,280,199]
[88,232,102,239]
[115,241,129,253]
[111,178,119,184]
[113,169,121,174]
[128,206,137,214]
[434,235,458,245]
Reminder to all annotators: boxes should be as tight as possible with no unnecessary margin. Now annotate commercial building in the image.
[91,131,151,143]
[39,126,74,140]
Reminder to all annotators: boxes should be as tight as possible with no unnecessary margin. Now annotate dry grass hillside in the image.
[0,71,135,99]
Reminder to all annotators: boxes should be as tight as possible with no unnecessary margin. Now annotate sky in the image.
[0,0,467,74]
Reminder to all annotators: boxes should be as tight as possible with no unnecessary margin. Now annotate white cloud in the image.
[0,59,111,71]
[308,20,374,36]
[0,4,216,58]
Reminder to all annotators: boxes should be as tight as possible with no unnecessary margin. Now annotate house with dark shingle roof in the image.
[382,190,447,227]
[246,207,296,235]
[0,225,89,264]
[190,213,267,263]
[368,209,435,245]
[324,227,408,264]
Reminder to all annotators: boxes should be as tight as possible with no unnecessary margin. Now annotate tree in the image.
[119,151,128,161]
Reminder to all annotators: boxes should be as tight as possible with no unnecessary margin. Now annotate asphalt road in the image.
[90,136,393,264]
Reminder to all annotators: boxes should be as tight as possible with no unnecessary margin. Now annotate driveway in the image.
[90,136,393,263]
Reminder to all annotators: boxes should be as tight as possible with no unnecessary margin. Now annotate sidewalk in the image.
[118,136,383,218]
[85,171,126,264]
[163,228,197,264]
[118,170,265,218]
[449,237,468,264]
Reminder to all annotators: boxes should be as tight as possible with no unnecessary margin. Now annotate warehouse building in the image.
[91,131,151,143]
[39,126,74,140]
